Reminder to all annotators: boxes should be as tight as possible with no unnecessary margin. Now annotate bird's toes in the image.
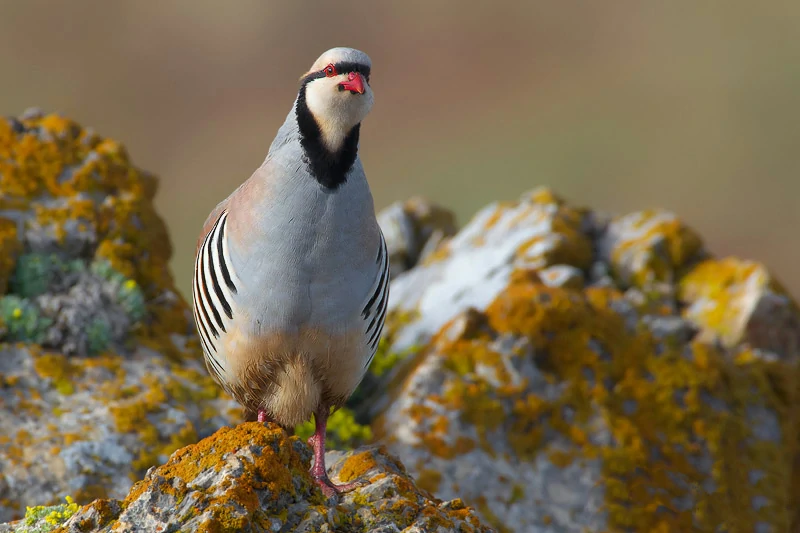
[312,474,367,499]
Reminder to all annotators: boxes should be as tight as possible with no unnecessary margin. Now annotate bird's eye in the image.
[324,64,337,77]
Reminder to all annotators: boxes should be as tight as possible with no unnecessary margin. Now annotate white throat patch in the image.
[304,77,372,152]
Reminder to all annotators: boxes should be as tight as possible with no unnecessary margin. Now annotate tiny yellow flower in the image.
[11,308,22,319]
[123,279,137,291]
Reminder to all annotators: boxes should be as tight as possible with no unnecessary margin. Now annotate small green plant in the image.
[90,259,125,283]
[116,278,146,322]
[369,337,406,377]
[86,316,112,355]
[295,407,373,450]
[10,253,61,298]
[0,295,52,343]
[15,495,79,533]
[91,259,146,322]
[10,253,87,299]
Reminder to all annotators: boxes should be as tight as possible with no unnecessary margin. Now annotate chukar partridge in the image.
[191,47,388,497]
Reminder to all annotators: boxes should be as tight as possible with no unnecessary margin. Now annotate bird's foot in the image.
[311,471,367,498]
[257,409,271,424]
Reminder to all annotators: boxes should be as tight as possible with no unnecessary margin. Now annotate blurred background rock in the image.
[1,0,798,299]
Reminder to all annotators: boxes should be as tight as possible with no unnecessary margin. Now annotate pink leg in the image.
[309,407,366,497]
[257,409,270,423]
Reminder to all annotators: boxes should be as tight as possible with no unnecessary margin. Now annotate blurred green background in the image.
[1,1,799,299]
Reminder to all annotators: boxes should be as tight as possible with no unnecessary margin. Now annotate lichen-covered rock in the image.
[679,257,800,357]
[377,196,458,279]
[0,218,20,295]
[0,109,241,522]
[10,423,489,533]
[598,208,705,289]
[0,108,182,356]
[372,188,800,532]
[0,343,237,521]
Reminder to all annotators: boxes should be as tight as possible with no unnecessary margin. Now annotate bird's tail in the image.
[268,355,320,428]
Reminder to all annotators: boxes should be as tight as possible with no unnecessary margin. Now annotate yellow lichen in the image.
[415,468,442,494]
[0,110,197,372]
[0,217,20,294]
[124,422,316,532]
[408,270,797,531]
[337,450,379,483]
[32,352,80,396]
[679,257,800,351]
[609,209,704,288]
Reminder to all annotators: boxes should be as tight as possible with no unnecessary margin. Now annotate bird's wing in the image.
[359,226,390,369]
[192,195,241,387]
[195,198,230,256]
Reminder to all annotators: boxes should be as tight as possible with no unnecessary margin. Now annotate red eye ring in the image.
[324,64,337,77]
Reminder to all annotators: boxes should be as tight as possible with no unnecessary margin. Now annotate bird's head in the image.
[297,47,374,152]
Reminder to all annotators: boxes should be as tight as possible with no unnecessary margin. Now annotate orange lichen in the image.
[678,257,800,353]
[32,352,80,396]
[0,217,20,293]
[513,210,593,270]
[122,422,320,532]
[525,187,566,206]
[608,209,704,287]
[62,498,121,532]
[337,450,379,483]
[106,370,226,473]
[73,484,109,505]
[415,468,442,494]
[406,270,797,531]
[473,495,511,533]
[0,110,197,376]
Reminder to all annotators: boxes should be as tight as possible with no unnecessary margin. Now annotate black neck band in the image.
[295,83,360,190]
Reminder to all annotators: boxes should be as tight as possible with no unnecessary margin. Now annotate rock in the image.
[2,423,491,532]
[377,196,458,279]
[385,188,593,358]
[679,257,800,358]
[371,188,799,532]
[598,209,705,289]
[0,218,20,294]
[538,264,584,290]
[0,110,241,522]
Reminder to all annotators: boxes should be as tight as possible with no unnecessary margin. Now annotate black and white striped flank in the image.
[361,229,390,369]
[192,210,238,383]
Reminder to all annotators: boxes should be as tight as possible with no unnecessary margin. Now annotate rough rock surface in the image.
[1,423,490,533]
[0,109,241,522]
[372,189,800,532]
[377,196,458,279]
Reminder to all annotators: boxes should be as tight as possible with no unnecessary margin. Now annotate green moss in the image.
[0,295,52,343]
[294,407,373,450]
[15,496,79,533]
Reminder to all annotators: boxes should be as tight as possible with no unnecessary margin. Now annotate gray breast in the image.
[228,158,385,340]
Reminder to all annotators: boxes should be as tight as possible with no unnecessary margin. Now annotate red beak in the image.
[339,71,365,94]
